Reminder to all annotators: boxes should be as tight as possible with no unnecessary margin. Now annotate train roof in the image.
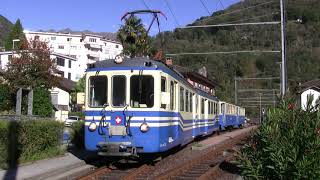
[87,57,219,101]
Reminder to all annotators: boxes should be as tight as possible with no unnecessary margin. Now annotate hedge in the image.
[70,121,85,149]
[0,119,65,169]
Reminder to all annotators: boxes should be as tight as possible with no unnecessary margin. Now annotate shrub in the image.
[0,84,14,111]
[0,119,64,169]
[33,88,53,117]
[70,121,85,149]
[237,98,320,179]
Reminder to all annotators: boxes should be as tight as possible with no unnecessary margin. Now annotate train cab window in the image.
[112,75,126,107]
[180,86,185,111]
[89,76,108,107]
[130,75,154,108]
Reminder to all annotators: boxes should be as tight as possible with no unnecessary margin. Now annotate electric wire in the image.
[199,0,211,15]
[164,0,180,26]
[141,0,151,10]
[197,1,275,24]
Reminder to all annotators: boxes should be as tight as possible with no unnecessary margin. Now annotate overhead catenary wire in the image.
[199,0,212,15]
[197,1,275,24]
[164,0,180,26]
[141,0,151,10]
[178,21,280,29]
[166,50,280,56]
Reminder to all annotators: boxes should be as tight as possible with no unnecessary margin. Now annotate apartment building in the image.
[24,30,123,81]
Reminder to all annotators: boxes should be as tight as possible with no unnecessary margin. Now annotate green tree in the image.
[4,39,59,89]
[117,16,150,58]
[4,19,26,50]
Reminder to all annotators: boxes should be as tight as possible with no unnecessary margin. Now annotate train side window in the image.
[130,75,154,108]
[112,75,126,107]
[170,81,176,110]
[89,76,108,107]
[185,90,189,112]
[161,77,167,109]
[190,93,193,112]
[161,77,166,92]
[201,98,205,114]
[180,86,184,111]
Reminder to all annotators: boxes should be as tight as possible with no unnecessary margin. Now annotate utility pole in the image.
[280,0,287,97]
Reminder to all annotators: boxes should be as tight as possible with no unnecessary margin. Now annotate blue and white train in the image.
[84,57,245,157]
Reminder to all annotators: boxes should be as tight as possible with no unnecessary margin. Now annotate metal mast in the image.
[280,0,287,96]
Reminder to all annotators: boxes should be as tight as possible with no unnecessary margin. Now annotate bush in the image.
[0,119,64,169]
[0,84,14,111]
[237,98,320,179]
[70,121,85,149]
[33,88,53,117]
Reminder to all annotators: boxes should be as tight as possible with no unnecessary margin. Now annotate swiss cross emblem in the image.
[115,116,122,125]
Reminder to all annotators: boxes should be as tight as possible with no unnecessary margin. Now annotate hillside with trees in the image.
[152,0,320,107]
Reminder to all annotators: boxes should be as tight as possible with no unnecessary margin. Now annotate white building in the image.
[24,30,123,81]
[0,51,78,81]
[299,79,320,110]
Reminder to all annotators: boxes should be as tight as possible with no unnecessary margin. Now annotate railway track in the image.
[77,126,255,180]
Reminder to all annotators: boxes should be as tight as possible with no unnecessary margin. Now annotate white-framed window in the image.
[89,38,96,42]
[51,36,56,40]
[67,38,72,42]
[58,45,64,49]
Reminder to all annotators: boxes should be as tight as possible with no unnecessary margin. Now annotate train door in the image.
[169,80,176,143]
[220,102,226,129]
[192,94,200,137]
[109,75,128,137]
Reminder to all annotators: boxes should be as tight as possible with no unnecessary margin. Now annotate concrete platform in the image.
[192,126,257,150]
[0,151,98,180]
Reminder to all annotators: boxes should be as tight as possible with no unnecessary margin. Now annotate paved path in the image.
[0,152,95,180]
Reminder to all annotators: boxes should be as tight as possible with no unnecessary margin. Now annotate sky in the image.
[0,0,240,35]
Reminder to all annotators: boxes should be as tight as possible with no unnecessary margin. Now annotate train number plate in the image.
[109,126,127,136]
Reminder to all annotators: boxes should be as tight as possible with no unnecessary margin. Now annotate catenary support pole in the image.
[280,0,287,96]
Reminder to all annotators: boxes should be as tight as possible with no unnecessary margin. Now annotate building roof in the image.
[299,79,320,93]
[173,65,219,88]
[57,78,76,92]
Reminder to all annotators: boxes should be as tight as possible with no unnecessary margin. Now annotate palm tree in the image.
[117,16,150,58]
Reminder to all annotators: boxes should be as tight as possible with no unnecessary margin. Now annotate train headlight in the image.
[88,122,97,132]
[140,122,149,133]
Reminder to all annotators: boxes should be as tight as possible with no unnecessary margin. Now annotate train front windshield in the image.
[130,75,154,108]
[87,75,154,109]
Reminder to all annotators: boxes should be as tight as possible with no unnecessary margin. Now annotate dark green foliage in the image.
[0,84,14,111]
[70,121,84,149]
[4,19,25,50]
[33,88,53,117]
[237,98,320,179]
[0,119,64,169]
